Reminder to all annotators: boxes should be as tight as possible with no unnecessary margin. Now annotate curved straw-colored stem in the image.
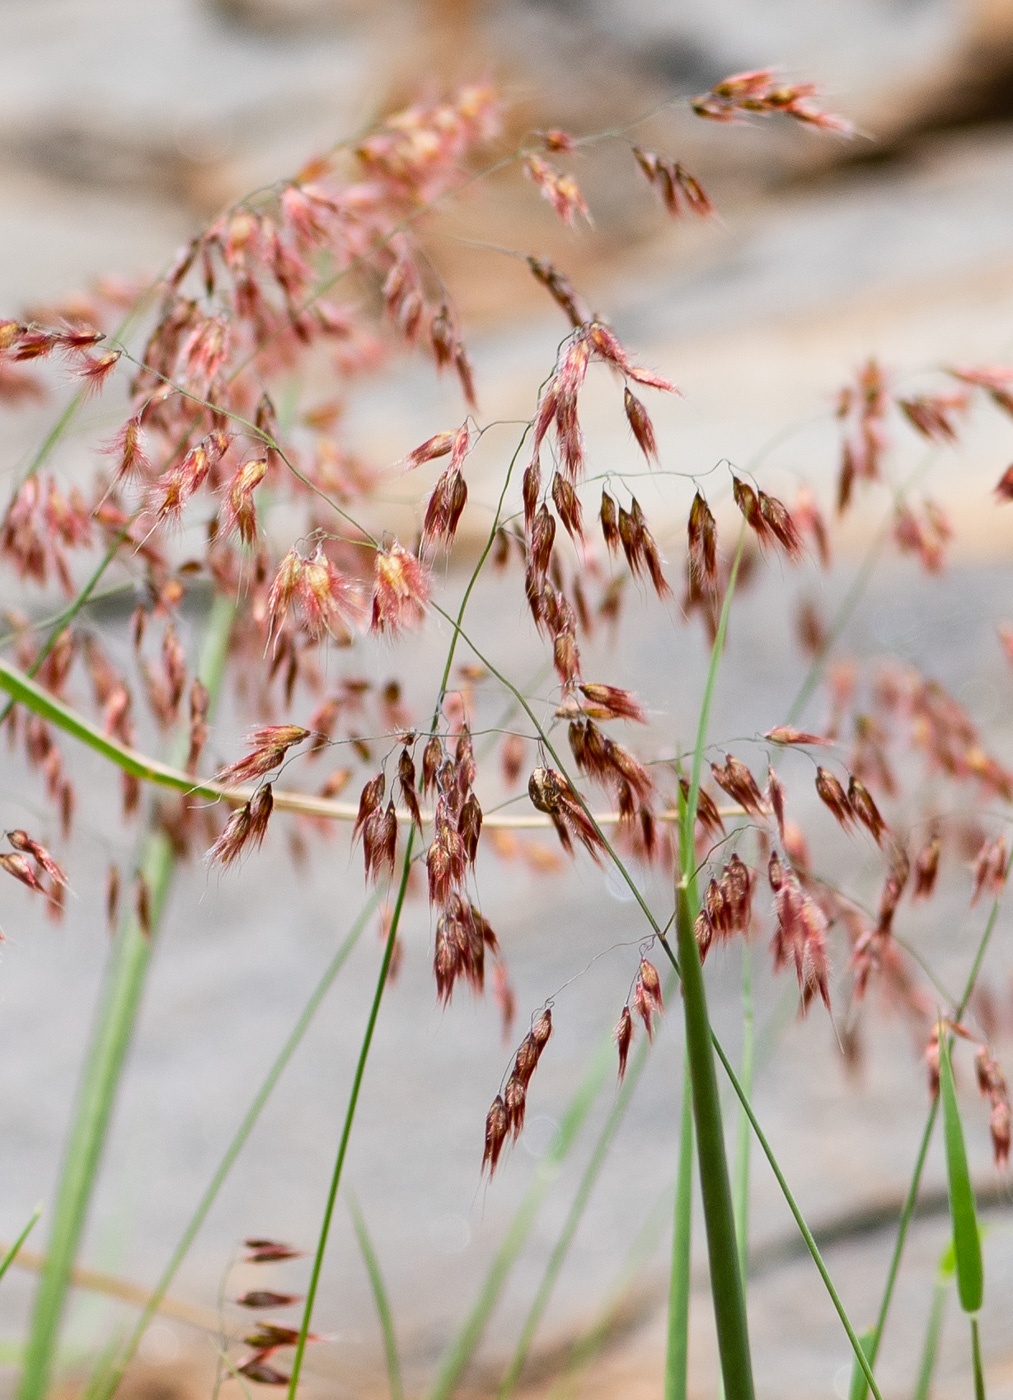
[0,655,712,832]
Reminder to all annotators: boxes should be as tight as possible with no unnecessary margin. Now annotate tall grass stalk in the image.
[286,833,415,1398]
[733,944,754,1288]
[858,886,1005,1397]
[17,592,234,1400]
[426,1034,615,1400]
[664,1064,694,1400]
[85,894,377,1399]
[349,1193,404,1400]
[0,1208,42,1289]
[671,526,754,1400]
[497,979,675,1400]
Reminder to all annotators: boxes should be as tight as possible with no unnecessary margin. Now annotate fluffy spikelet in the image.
[623,387,658,462]
[362,800,398,882]
[371,541,431,635]
[526,257,589,328]
[422,423,470,550]
[768,851,831,1011]
[710,755,766,817]
[523,155,590,226]
[618,498,669,596]
[847,775,888,846]
[703,856,754,947]
[815,766,855,830]
[632,958,664,1038]
[527,765,606,862]
[421,735,443,796]
[404,430,455,471]
[614,1004,634,1080]
[758,491,803,558]
[632,147,714,217]
[434,894,498,1002]
[484,1010,553,1176]
[765,726,830,746]
[397,745,422,833]
[688,491,717,593]
[427,806,467,904]
[207,786,273,869]
[6,829,67,890]
[732,476,769,542]
[767,767,786,841]
[600,489,620,553]
[551,473,584,540]
[971,834,1007,906]
[975,1046,1011,1167]
[222,458,267,546]
[692,69,853,134]
[482,1095,509,1177]
[0,851,44,895]
[577,683,647,723]
[353,773,385,842]
[679,776,725,842]
[215,725,310,787]
[898,394,967,443]
[912,834,941,900]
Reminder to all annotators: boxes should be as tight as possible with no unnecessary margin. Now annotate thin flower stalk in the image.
[285,831,414,1400]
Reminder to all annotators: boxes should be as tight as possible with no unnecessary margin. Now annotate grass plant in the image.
[0,62,1008,1400]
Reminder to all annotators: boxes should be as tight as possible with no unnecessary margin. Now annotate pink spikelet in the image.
[371,541,431,635]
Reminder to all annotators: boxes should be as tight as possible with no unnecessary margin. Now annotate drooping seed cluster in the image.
[1,70,1010,1196]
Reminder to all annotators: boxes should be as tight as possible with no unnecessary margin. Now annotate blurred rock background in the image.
[2,2,1013,1398]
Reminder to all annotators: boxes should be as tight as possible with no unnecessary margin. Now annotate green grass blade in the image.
[348,1193,404,1400]
[970,1316,986,1400]
[427,1033,615,1400]
[17,594,234,1400]
[938,1036,983,1314]
[664,1064,694,1400]
[668,533,753,1400]
[733,943,754,1289]
[549,1182,673,1400]
[709,1034,885,1400]
[0,1208,42,1288]
[676,884,755,1400]
[911,1251,952,1400]
[848,1327,876,1400]
[86,896,375,1400]
[496,1023,655,1400]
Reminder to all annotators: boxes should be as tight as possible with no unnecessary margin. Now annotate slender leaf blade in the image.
[938,1036,983,1314]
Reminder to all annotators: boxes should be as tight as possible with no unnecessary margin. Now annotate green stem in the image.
[0,1208,42,1289]
[676,884,755,1400]
[671,526,753,1399]
[86,895,376,1400]
[664,1063,694,1400]
[733,944,753,1289]
[682,529,745,867]
[911,1276,948,1400]
[971,1316,986,1400]
[0,656,223,795]
[286,833,415,1398]
[860,886,1003,1387]
[17,593,234,1400]
[709,1033,885,1400]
